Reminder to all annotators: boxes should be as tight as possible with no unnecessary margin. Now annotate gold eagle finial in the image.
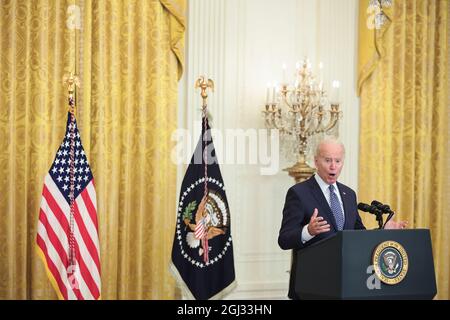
[63,72,80,93]
[195,76,214,107]
[62,72,80,114]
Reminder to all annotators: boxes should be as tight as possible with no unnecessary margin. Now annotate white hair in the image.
[314,137,345,158]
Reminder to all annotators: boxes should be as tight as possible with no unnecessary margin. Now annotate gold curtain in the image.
[0,0,185,299]
[358,0,449,299]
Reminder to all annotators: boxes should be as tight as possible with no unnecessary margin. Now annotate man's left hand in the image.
[385,220,408,229]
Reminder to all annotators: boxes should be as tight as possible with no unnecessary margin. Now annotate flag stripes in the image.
[37,175,100,299]
[36,113,101,300]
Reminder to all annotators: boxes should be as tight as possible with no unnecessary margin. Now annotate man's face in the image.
[314,143,344,185]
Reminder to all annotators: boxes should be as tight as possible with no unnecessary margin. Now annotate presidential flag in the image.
[170,114,236,300]
[36,112,101,300]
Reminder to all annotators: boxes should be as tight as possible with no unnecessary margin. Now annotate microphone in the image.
[371,200,396,228]
[358,202,385,229]
[371,200,394,214]
[357,202,381,215]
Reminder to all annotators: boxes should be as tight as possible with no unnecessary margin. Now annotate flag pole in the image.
[170,75,236,299]
[64,3,80,271]
[62,72,80,279]
[194,76,214,263]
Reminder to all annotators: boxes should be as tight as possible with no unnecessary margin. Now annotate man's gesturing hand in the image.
[307,208,331,235]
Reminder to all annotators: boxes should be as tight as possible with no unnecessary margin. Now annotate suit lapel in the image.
[307,176,338,231]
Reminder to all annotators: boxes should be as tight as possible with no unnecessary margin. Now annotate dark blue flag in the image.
[170,115,236,300]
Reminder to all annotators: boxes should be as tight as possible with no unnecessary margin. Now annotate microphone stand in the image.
[382,212,395,229]
[374,209,384,229]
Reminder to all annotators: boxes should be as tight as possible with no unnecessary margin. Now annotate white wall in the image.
[178,0,360,299]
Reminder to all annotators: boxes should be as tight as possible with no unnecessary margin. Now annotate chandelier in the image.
[262,58,342,183]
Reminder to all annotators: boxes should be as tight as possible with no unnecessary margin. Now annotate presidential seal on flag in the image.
[180,181,231,263]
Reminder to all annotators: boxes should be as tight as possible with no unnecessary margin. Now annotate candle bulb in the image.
[266,83,271,105]
[282,63,287,84]
[318,62,324,86]
[330,80,340,104]
[272,83,277,104]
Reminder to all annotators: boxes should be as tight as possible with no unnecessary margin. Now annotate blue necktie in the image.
[329,184,344,230]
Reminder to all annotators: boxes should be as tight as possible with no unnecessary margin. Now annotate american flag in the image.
[36,112,101,300]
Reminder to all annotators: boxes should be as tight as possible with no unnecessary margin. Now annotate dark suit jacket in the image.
[278,175,365,299]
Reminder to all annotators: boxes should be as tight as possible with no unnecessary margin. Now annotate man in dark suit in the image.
[278,138,406,299]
